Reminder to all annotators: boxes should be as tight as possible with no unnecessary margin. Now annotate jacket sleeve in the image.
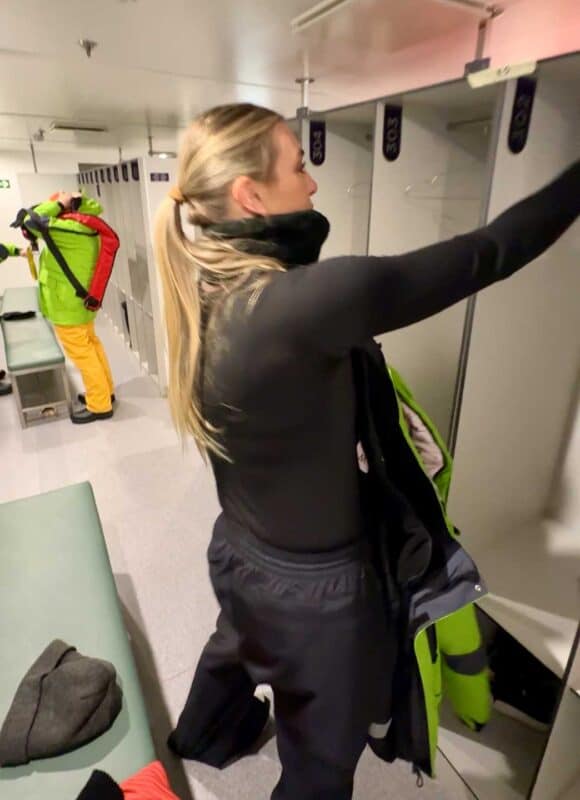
[0,243,21,261]
[24,201,95,237]
[254,160,580,357]
[437,605,492,730]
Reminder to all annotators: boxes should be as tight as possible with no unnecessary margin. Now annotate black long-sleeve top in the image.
[204,162,579,551]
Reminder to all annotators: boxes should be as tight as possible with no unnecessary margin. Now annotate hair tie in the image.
[169,186,185,204]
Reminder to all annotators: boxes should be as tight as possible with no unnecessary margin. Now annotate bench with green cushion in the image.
[0,482,155,799]
[0,287,63,373]
[0,287,70,425]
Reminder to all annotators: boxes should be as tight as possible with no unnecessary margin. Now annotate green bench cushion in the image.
[0,482,155,799]
[1,287,64,372]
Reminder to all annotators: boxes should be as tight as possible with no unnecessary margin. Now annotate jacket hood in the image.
[77,193,102,216]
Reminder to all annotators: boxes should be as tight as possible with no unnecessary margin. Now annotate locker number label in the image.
[383,106,402,162]
[508,77,536,155]
[309,120,326,167]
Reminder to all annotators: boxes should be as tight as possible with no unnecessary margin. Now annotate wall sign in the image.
[383,105,402,162]
[0,179,11,189]
[309,120,326,167]
[508,77,536,155]
[150,172,170,182]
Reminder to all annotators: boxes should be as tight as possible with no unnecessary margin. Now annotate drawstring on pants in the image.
[412,764,425,788]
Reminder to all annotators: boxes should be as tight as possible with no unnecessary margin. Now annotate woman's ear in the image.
[231,176,267,216]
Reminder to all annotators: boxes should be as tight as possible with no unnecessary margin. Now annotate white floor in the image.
[1,316,475,800]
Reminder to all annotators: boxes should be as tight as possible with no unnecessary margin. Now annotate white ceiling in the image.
[0,0,528,154]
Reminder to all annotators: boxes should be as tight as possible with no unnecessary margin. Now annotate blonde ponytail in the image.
[153,104,286,460]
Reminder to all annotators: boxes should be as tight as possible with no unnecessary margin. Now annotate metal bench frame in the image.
[1,287,72,428]
[9,362,71,428]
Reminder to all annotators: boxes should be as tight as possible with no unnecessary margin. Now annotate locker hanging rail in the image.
[447,116,492,131]
[346,180,371,195]
[404,170,483,201]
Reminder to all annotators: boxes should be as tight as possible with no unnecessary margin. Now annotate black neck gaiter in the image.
[203,209,330,267]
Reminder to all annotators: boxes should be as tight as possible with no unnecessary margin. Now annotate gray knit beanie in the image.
[0,640,122,766]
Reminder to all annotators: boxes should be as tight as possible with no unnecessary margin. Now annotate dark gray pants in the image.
[169,515,394,800]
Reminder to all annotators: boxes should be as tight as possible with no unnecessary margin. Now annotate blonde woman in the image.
[154,103,578,800]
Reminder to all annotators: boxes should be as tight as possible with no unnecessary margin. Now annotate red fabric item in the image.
[60,212,120,308]
[120,760,180,799]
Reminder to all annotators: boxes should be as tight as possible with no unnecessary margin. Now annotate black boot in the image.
[71,408,114,425]
[78,392,116,406]
[0,381,13,397]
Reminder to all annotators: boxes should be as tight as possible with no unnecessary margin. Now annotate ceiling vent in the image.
[49,121,108,134]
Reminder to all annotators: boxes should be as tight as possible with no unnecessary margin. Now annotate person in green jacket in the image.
[0,242,27,396]
[17,191,117,424]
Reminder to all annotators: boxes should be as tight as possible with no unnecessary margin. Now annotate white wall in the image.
[449,68,580,549]
[369,101,489,440]
[0,152,36,291]
[305,122,373,260]
[17,173,78,209]
[549,401,580,530]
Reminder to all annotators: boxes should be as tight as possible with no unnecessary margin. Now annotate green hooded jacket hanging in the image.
[387,364,491,775]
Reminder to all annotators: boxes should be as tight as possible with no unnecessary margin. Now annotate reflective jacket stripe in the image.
[443,645,488,676]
